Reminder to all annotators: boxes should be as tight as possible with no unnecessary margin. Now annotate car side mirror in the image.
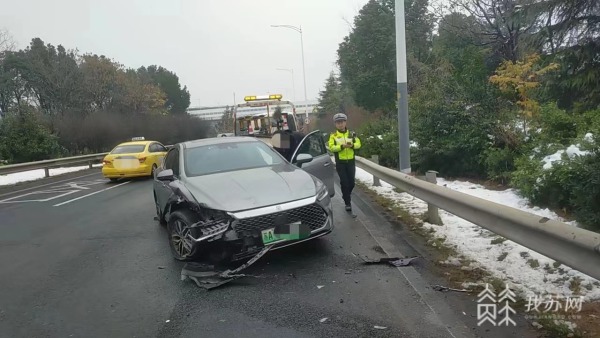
[295,153,313,167]
[157,169,174,181]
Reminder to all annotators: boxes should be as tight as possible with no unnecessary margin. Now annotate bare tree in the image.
[438,0,542,61]
[527,0,600,53]
[0,28,16,56]
[0,28,16,116]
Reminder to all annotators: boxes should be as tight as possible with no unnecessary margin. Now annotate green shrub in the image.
[567,155,600,230]
[482,146,518,184]
[575,108,600,137]
[511,131,600,232]
[0,108,63,164]
[533,103,579,146]
[354,117,399,168]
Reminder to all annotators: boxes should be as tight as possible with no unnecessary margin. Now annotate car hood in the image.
[183,164,318,212]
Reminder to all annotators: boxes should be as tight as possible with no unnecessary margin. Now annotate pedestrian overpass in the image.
[187,100,319,121]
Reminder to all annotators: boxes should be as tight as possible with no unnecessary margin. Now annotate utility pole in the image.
[299,25,308,115]
[396,0,411,174]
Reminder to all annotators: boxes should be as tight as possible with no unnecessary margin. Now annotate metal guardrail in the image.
[354,156,600,281]
[0,153,108,177]
[0,145,174,177]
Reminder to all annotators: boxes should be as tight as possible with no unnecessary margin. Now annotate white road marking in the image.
[0,172,102,198]
[65,182,92,190]
[0,190,79,203]
[53,181,131,207]
[0,179,110,204]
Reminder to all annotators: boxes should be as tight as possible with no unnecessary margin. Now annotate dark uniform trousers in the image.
[336,158,356,206]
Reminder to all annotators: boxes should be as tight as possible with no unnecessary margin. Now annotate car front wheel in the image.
[167,210,202,261]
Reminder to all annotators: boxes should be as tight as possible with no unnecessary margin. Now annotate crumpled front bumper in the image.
[184,195,334,261]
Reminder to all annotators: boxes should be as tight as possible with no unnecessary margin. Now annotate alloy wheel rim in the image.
[171,220,193,257]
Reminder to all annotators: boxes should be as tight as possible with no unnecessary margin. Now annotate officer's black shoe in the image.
[345,204,352,211]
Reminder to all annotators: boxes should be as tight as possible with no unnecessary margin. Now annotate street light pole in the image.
[270,24,308,114]
[395,0,411,174]
[299,25,308,115]
[276,68,296,101]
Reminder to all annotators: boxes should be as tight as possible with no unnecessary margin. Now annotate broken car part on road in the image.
[181,245,273,290]
[354,253,420,267]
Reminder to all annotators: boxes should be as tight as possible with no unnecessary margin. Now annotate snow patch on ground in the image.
[0,164,103,186]
[355,167,600,301]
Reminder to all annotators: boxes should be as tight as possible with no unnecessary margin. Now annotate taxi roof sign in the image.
[131,136,145,141]
[244,94,283,102]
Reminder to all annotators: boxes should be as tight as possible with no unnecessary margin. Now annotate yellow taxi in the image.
[101,137,168,181]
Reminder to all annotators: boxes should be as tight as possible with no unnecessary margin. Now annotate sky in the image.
[0,0,370,107]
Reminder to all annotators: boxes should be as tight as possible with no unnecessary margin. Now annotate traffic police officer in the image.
[328,113,361,211]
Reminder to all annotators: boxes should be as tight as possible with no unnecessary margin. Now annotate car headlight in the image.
[202,208,232,223]
[316,181,328,201]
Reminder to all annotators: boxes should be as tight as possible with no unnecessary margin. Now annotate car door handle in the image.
[324,162,331,167]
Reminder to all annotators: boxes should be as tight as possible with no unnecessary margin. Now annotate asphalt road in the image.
[0,169,540,338]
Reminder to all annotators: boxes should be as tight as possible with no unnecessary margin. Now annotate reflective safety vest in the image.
[328,129,361,161]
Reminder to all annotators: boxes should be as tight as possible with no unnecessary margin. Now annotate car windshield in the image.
[184,141,285,176]
[111,145,146,154]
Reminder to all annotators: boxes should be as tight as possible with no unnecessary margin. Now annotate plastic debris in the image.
[319,317,329,323]
[181,246,272,290]
[355,253,419,267]
[431,285,470,293]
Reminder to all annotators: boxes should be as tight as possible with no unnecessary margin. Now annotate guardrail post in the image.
[371,155,381,186]
[88,161,93,169]
[425,170,443,225]
[44,167,50,178]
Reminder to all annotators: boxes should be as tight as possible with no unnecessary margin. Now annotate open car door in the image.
[290,130,335,197]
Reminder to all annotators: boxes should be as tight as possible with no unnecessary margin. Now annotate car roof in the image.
[181,136,261,149]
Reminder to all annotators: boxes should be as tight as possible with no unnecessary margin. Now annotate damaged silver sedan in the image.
[153,135,334,264]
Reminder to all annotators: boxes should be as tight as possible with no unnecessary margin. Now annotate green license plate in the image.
[261,222,310,245]
[261,228,282,245]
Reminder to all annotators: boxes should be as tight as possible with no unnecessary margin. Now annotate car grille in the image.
[234,203,327,234]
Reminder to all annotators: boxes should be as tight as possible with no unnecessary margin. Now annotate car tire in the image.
[167,209,202,261]
[151,164,157,177]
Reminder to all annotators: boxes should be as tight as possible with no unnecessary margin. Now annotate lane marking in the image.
[53,181,131,207]
[0,179,109,204]
[0,190,80,203]
[0,172,102,198]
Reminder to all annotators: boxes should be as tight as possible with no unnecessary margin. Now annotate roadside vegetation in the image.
[316,0,600,233]
[0,29,210,164]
